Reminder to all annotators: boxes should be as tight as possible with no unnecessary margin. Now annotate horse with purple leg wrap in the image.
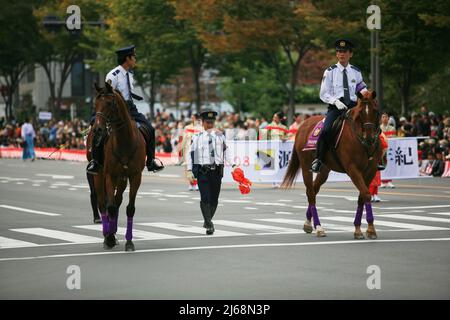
[281,90,381,239]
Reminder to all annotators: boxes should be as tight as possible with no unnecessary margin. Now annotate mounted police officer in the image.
[87,45,164,174]
[311,39,377,173]
[186,110,238,235]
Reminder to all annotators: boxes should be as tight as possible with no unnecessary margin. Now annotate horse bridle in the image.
[95,92,126,131]
[345,99,381,159]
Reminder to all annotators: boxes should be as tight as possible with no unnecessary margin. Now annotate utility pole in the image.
[367,4,382,109]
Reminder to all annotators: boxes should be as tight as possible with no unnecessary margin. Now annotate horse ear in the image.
[371,90,377,99]
[94,82,101,93]
[357,91,363,100]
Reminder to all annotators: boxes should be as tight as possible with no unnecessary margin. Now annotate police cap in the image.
[200,109,218,120]
[115,45,136,57]
[335,39,354,51]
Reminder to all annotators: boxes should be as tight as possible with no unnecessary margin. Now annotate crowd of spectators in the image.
[1,104,449,177]
[0,117,89,150]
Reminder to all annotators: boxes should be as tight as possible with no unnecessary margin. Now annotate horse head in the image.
[93,81,120,130]
[353,90,380,145]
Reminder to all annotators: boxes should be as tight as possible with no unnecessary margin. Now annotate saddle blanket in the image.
[303,119,325,151]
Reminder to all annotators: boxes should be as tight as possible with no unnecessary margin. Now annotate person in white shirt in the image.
[21,118,36,161]
[187,110,238,235]
[311,39,370,173]
[87,45,164,175]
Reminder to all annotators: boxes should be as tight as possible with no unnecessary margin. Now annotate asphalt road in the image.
[0,158,449,299]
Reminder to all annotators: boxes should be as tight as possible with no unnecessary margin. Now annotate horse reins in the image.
[95,91,139,170]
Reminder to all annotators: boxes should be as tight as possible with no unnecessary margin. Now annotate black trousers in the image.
[197,167,223,206]
[316,101,356,161]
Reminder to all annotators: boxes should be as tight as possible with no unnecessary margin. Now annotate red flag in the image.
[232,167,252,194]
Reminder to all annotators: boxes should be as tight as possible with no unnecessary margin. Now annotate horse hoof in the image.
[125,241,135,252]
[366,232,378,240]
[93,218,102,224]
[104,234,117,249]
[354,232,365,240]
[303,224,313,234]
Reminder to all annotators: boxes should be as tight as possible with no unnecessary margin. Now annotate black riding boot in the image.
[87,129,105,175]
[377,153,387,171]
[311,137,326,173]
[145,127,164,172]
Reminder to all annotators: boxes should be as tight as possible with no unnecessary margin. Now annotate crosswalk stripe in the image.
[10,228,102,243]
[426,212,450,216]
[319,216,450,231]
[74,225,175,240]
[377,214,450,224]
[212,220,298,233]
[0,236,39,249]
[138,222,245,236]
[0,205,60,216]
[256,218,355,232]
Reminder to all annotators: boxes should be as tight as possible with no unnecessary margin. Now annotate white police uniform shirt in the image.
[319,62,368,105]
[187,130,234,170]
[105,65,134,101]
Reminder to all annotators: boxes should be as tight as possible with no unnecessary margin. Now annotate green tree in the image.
[0,0,42,121]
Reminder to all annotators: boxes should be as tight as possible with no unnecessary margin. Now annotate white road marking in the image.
[244,207,258,210]
[15,182,24,185]
[2,237,449,262]
[150,189,165,192]
[278,199,293,202]
[212,220,298,233]
[318,194,359,201]
[1,181,8,183]
[156,174,180,178]
[375,205,450,210]
[377,214,450,224]
[0,205,60,216]
[74,225,175,240]
[138,222,245,237]
[0,177,29,181]
[257,218,355,232]
[319,216,450,231]
[184,201,194,204]
[427,212,450,216]
[222,200,251,203]
[32,184,41,187]
[0,236,39,249]
[68,188,77,191]
[254,202,288,207]
[10,228,102,243]
[49,186,58,189]
[36,174,74,179]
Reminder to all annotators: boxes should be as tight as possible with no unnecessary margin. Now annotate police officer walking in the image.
[186,110,238,235]
[311,39,371,173]
[87,45,164,174]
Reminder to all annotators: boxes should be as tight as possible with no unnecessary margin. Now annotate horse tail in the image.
[281,145,301,189]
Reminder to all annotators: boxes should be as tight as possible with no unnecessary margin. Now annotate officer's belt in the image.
[199,164,223,171]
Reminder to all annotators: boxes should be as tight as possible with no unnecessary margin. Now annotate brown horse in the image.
[281,90,381,239]
[87,82,146,251]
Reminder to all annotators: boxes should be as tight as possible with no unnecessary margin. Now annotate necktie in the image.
[126,72,132,101]
[343,68,351,105]
[208,134,215,165]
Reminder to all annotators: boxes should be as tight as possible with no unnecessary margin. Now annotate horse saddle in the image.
[303,115,346,151]
[137,123,151,148]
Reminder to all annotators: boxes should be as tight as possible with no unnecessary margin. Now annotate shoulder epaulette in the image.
[327,64,337,71]
[350,65,361,72]
[112,69,120,76]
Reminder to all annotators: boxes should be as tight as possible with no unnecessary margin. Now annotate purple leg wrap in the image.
[365,202,374,223]
[311,206,321,228]
[306,205,312,220]
[101,213,109,236]
[125,217,133,241]
[354,205,363,226]
[109,217,118,234]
